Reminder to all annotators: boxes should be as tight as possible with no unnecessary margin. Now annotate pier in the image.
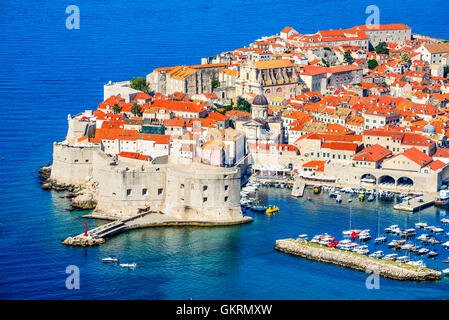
[275,238,441,281]
[394,196,435,212]
[63,212,252,246]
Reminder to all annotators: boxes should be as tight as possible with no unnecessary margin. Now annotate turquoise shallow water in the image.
[1,0,449,299]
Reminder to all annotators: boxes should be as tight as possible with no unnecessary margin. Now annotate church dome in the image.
[253,94,268,106]
[422,124,435,134]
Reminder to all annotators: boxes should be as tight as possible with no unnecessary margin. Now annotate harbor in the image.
[240,182,449,277]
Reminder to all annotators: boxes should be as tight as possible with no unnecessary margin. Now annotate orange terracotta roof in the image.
[321,141,359,151]
[353,144,392,162]
[302,160,326,172]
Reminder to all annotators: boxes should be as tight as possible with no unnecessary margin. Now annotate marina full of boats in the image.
[242,177,449,278]
[240,179,282,215]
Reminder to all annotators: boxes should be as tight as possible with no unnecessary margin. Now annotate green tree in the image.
[112,103,122,114]
[236,97,251,113]
[344,50,354,64]
[211,79,220,91]
[131,103,142,116]
[130,77,149,92]
[375,41,389,55]
[367,59,379,70]
[401,53,409,62]
[321,58,329,67]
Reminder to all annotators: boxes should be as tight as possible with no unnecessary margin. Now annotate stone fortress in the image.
[49,114,249,225]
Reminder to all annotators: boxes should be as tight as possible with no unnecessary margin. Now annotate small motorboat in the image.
[442,268,449,276]
[428,251,439,258]
[374,236,387,244]
[442,241,449,249]
[251,205,267,212]
[313,185,321,194]
[428,238,442,245]
[396,256,410,263]
[336,194,342,203]
[441,218,449,225]
[266,205,279,215]
[383,253,398,261]
[443,257,449,263]
[417,248,429,255]
[385,225,399,233]
[430,226,444,233]
[367,194,375,202]
[417,234,431,242]
[369,251,384,259]
[415,222,428,229]
[399,229,416,238]
[120,263,137,268]
[388,239,405,248]
[102,256,119,263]
[359,232,372,242]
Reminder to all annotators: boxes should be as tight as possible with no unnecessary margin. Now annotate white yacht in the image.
[102,256,119,263]
[415,222,428,229]
[374,236,387,244]
[120,263,137,268]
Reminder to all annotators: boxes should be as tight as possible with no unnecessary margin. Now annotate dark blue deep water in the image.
[1,0,449,299]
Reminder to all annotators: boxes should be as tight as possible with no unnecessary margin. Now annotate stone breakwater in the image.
[275,239,441,281]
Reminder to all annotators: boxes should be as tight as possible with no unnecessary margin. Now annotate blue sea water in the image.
[1,0,449,299]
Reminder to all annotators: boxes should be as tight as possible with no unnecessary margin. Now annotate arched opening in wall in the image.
[361,173,376,184]
[378,175,395,187]
[265,89,271,94]
[276,87,282,93]
[397,177,414,187]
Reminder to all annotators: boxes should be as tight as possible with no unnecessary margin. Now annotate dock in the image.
[275,238,441,281]
[394,196,435,212]
[291,180,305,197]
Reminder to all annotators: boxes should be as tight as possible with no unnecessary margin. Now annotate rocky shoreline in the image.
[275,238,441,281]
[39,164,98,210]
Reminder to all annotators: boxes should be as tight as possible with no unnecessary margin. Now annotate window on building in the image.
[203,185,208,191]
[127,189,132,196]
[158,188,163,195]
[203,197,207,203]
[224,185,229,191]
[224,196,228,202]
[142,188,147,196]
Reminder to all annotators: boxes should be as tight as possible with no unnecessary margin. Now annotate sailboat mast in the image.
[349,206,352,230]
